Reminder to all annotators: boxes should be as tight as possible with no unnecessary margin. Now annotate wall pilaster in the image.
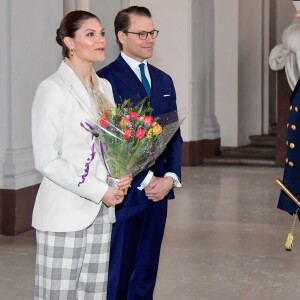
[0,0,63,234]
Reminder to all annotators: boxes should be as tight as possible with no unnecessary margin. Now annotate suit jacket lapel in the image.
[148,64,161,115]
[58,61,93,117]
[114,55,148,104]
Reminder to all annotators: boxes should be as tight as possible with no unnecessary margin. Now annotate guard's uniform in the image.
[278,78,300,214]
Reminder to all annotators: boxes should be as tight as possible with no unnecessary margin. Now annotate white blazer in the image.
[32,61,115,232]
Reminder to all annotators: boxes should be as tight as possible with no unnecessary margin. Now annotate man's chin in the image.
[143,52,153,59]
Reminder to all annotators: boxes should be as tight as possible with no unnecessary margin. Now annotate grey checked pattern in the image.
[35,205,112,300]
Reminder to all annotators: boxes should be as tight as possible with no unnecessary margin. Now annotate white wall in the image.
[127,0,220,142]
[129,0,192,141]
[0,1,9,189]
[90,0,122,70]
[0,1,63,189]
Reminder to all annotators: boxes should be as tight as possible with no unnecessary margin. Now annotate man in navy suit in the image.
[97,6,182,300]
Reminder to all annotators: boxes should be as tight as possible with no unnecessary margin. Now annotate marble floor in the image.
[1,165,300,299]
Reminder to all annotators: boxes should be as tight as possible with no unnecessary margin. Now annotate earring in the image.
[69,49,74,59]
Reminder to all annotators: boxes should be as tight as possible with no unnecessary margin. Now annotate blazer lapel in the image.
[58,61,93,117]
[114,55,148,104]
[148,64,161,115]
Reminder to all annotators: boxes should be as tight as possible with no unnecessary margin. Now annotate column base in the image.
[0,185,39,235]
[182,138,221,166]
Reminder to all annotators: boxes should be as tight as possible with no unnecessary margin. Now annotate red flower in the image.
[144,116,153,125]
[136,128,146,139]
[98,114,109,128]
[105,109,111,116]
[123,129,132,139]
[120,117,130,128]
[129,112,139,121]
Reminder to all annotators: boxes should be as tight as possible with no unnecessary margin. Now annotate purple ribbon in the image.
[100,141,110,176]
[81,122,94,131]
[78,122,96,187]
[78,122,110,186]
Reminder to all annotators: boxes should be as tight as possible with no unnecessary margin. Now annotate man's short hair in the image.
[114,6,152,50]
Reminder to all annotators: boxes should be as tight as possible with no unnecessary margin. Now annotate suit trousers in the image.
[107,199,168,300]
[35,205,112,300]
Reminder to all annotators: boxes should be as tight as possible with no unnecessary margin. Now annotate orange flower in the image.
[123,129,132,139]
[120,117,130,128]
[153,124,162,135]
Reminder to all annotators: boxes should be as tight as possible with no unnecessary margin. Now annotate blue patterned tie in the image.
[139,63,151,99]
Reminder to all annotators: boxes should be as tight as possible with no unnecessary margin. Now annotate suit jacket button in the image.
[286,158,289,163]
[286,140,289,146]
[292,125,296,130]
[290,143,295,149]
[290,105,293,111]
[296,106,299,112]
[287,123,289,128]
[289,161,294,167]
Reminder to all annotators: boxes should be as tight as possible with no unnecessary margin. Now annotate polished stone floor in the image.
[1,165,300,299]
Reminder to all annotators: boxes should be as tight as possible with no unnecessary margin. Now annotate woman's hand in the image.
[102,187,124,207]
[118,176,133,195]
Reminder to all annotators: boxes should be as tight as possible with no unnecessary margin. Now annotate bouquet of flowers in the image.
[80,97,184,189]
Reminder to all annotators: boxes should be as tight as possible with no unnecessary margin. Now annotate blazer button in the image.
[286,140,289,146]
[287,123,289,128]
[290,105,293,111]
[290,143,295,149]
[296,106,299,112]
[292,125,296,130]
[286,158,289,163]
[289,161,294,167]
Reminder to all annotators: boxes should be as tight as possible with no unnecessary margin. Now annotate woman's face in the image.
[68,18,106,64]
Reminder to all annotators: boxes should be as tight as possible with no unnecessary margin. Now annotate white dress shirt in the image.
[121,52,152,87]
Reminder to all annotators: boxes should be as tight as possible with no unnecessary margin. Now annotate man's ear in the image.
[63,37,73,50]
[118,31,126,46]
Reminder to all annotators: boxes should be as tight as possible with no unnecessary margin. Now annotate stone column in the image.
[215,0,239,147]
[202,0,220,141]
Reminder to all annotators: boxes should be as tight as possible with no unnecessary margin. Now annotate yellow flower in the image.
[147,128,154,139]
[153,124,162,135]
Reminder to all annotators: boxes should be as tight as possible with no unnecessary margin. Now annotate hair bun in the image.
[56,28,63,46]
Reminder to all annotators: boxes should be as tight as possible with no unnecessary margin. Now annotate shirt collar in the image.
[121,51,148,71]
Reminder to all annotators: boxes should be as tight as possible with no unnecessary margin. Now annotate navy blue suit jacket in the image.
[97,54,182,205]
[278,78,300,214]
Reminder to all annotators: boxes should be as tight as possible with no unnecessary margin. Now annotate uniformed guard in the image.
[278,0,300,213]
[277,82,300,215]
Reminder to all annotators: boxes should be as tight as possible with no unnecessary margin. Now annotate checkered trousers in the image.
[35,205,112,300]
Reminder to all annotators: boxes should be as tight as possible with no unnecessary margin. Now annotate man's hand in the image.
[102,187,125,207]
[145,176,173,201]
[118,176,133,195]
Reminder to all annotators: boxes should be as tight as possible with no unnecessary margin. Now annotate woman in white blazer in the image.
[31,11,131,299]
